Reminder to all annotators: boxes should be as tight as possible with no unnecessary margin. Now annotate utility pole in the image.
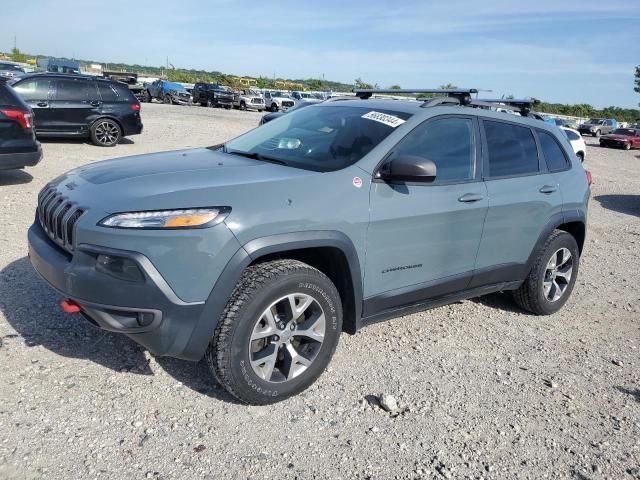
[13,34,17,50]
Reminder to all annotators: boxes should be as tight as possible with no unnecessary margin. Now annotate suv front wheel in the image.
[206,259,343,404]
[513,230,580,315]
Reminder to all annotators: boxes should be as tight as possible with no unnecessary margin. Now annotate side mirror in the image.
[377,154,437,183]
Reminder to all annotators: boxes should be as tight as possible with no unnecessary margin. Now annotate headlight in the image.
[169,89,177,95]
[99,207,230,229]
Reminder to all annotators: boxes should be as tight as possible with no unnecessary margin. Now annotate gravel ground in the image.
[0,103,638,480]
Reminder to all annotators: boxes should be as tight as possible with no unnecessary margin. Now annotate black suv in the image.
[192,82,235,109]
[0,79,42,170]
[11,73,143,147]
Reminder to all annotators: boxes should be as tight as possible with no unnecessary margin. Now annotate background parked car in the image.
[233,89,265,111]
[192,82,234,108]
[291,91,314,101]
[0,79,42,170]
[12,73,143,147]
[599,128,640,150]
[0,61,27,80]
[263,90,295,112]
[560,127,586,162]
[143,80,192,105]
[259,98,322,124]
[36,58,80,75]
[578,118,617,137]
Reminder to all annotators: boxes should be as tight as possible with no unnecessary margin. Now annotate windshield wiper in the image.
[225,149,288,166]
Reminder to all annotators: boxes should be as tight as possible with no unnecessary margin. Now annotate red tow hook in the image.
[60,299,81,313]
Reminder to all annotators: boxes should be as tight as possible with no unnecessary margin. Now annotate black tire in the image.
[593,129,601,137]
[270,103,278,112]
[200,101,207,107]
[624,142,631,151]
[224,105,232,110]
[207,99,214,108]
[239,101,246,111]
[513,230,580,315]
[142,91,152,103]
[90,119,122,147]
[163,94,173,105]
[206,259,343,405]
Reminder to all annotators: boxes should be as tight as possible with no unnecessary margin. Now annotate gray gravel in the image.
[0,103,638,480]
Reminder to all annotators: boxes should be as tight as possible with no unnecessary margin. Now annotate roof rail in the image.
[353,88,478,105]
[475,98,540,116]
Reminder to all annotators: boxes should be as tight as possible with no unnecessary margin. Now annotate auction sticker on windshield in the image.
[361,111,406,128]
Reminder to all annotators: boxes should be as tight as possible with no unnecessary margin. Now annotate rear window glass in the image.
[484,120,539,177]
[225,105,412,172]
[0,84,22,105]
[54,79,99,102]
[538,131,569,172]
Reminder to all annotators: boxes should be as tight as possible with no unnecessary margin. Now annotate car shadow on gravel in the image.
[0,169,33,186]
[470,292,523,313]
[1,257,152,375]
[1,257,239,402]
[38,138,135,146]
[594,195,640,218]
[615,386,640,403]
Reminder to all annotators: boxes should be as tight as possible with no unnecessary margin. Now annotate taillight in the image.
[0,109,32,130]
[131,103,141,112]
[585,169,592,186]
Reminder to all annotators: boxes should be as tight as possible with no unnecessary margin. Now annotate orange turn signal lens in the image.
[163,213,218,228]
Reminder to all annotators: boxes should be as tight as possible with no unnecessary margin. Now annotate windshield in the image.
[0,63,25,72]
[612,128,635,136]
[225,105,412,172]
[165,82,186,91]
[587,119,604,125]
[272,91,289,98]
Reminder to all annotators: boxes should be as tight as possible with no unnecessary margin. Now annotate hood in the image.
[52,148,316,213]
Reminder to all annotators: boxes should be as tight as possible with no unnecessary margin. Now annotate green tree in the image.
[10,47,27,63]
[354,77,375,89]
[634,65,640,94]
[439,83,458,90]
[388,84,402,89]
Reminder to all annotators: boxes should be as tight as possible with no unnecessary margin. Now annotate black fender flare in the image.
[182,231,363,361]
[524,210,586,275]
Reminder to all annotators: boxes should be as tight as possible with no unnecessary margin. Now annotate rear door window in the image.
[53,79,99,102]
[483,120,539,178]
[538,130,570,172]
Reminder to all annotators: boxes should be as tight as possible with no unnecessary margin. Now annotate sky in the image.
[3,0,640,109]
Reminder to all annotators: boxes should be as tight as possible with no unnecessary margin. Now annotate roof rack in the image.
[353,88,478,105]
[475,98,540,116]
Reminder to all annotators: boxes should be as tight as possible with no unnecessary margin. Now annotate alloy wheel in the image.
[249,293,326,383]
[94,121,120,146]
[543,248,573,302]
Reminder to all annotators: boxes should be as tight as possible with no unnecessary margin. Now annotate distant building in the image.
[36,57,80,74]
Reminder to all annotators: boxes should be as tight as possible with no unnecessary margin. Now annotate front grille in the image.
[37,186,85,253]
[251,98,264,104]
[178,92,190,99]
[282,101,294,108]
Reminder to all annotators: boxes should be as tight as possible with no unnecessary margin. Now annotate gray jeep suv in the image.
[28,89,590,405]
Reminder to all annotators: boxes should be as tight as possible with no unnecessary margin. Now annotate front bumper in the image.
[0,143,42,170]
[170,94,192,105]
[28,222,214,360]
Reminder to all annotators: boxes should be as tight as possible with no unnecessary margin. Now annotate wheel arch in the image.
[182,231,363,361]
[526,211,587,275]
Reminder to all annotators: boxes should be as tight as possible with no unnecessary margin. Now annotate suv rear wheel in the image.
[593,129,601,137]
[206,259,342,404]
[513,230,579,315]
[90,119,121,147]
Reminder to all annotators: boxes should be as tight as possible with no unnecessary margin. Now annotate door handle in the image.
[36,102,48,107]
[90,100,102,107]
[458,193,484,203]
[539,185,558,194]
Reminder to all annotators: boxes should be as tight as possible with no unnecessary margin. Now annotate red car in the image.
[599,128,640,150]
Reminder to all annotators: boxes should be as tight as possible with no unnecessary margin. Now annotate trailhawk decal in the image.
[361,111,406,128]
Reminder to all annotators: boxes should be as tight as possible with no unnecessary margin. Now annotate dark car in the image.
[599,128,640,150]
[259,99,322,125]
[11,73,143,147]
[192,82,235,108]
[0,79,42,170]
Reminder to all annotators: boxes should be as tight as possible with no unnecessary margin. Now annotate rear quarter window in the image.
[538,130,570,172]
[483,120,539,178]
[98,82,132,102]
